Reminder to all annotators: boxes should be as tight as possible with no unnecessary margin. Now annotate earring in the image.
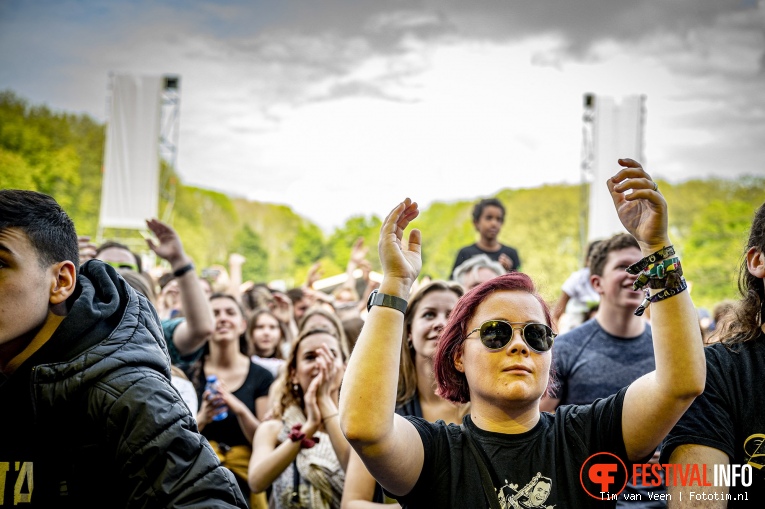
[292,383,300,395]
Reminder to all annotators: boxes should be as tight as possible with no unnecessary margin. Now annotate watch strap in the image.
[367,289,407,314]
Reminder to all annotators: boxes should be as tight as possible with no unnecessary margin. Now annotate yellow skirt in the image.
[209,441,268,509]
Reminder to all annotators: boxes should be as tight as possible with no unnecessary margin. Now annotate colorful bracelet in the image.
[627,246,676,275]
[632,258,683,291]
[288,423,320,449]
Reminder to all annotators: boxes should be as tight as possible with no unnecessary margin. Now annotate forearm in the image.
[340,279,408,444]
[175,259,214,354]
[233,407,260,444]
[341,451,393,509]
[643,243,705,399]
[667,445,728,508]
[322,414,351,470]
[248,437,303,493]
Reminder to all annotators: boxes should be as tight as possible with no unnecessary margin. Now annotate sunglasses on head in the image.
[466,320,556,353]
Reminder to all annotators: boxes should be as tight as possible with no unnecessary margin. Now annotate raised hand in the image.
[350,237,368,266]
[145,218,189,268]
[378,198,422,287]
[608,159,670,252]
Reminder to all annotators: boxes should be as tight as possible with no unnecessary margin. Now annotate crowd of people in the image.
[1,157,763,508]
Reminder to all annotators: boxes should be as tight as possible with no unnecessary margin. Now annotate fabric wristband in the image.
[173,263,195,278]
[632,258,683,291]
[634,277,688,316]
[627,246,676,275]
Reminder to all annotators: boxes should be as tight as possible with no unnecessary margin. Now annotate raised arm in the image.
[609,159,706,461]
[339,199,425,496]
[146,218,214,356]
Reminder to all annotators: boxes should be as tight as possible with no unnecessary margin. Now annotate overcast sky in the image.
[1,0,763,230]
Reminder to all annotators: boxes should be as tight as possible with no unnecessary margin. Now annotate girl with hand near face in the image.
[248,328,349,509]
[339,160,706,508]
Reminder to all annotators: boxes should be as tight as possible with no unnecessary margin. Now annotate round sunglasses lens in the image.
[480,321,512,349]
[524,324,552,351]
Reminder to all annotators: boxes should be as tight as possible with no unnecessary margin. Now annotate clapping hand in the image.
[378,199,421,288]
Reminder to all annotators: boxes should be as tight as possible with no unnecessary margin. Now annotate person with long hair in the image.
[193,293,274,506]
[341,281,468,508]
[339,159,705,508]
[248,308,289,378]
[661,201,765,506]
[248,327,350,508]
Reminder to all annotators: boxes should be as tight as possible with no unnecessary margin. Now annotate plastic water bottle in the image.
[205,375,229,421]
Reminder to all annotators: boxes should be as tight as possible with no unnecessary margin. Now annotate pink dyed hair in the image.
[434,272,557,403]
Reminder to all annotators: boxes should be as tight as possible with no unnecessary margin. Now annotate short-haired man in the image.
[451,198,521,276]
[0,189,247,507]
[541,232,666,507]
[452,253,504,290]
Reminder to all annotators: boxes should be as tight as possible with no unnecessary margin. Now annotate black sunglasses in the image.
[466,320,556,353]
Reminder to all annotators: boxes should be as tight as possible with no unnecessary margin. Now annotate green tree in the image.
[233,224,270,282]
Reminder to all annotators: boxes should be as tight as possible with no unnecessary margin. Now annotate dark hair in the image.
[95,240,143,273]
[472,198,505,224]
[0,189,79,271]
[589,233,639,277]
[717,202,765,345]
[434,272,555,404]
[247,308,288,359]
[189,293,249,391]
[286,287,305,303]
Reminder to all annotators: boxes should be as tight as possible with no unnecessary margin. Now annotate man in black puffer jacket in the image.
[0,189,248,508]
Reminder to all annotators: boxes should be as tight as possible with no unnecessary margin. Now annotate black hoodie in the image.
[0,260,248,508]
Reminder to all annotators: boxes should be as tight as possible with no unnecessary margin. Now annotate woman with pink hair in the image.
[339,159,705,508]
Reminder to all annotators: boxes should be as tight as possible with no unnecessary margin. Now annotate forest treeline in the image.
[2,90,763,309]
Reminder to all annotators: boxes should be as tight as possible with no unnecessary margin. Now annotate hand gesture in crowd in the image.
[145,218,191,269]
[305,262,323,289]
[271,291,294,324]
[302,342,343,436]
[78,235,98,266]
[350,237,368,267]
[378,198,421,288]
[608,158,670,251]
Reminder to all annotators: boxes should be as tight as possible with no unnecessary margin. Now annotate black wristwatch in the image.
[366,289,407,314]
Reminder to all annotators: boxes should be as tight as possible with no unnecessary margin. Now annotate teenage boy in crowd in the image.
[541,233,666,507]
[0,189,247,507]
[451,198,521,275]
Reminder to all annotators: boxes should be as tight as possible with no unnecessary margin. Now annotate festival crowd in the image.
[1,158,763,508]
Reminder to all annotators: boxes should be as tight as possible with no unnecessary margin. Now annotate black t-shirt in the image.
[395,388,630,508]
[452,243,521,277]
[660,336,765,506]
[196,362,274,447]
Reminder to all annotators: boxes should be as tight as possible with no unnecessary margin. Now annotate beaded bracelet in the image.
[627,246,676,275]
